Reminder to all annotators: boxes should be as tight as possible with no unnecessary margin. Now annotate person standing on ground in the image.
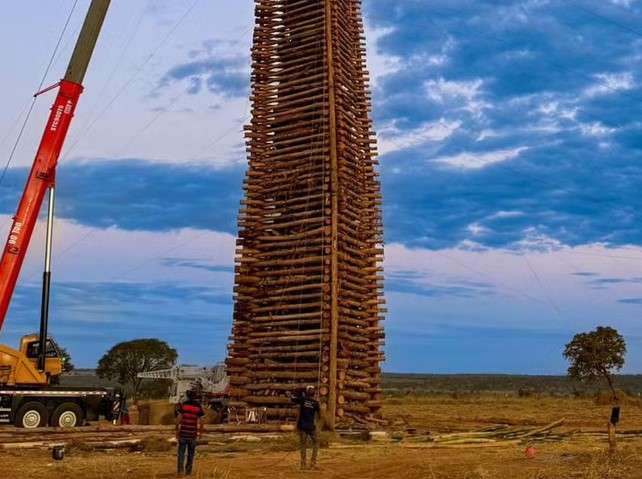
[288,385,321,469]
[111,392,121,425]
[175,389,205,475]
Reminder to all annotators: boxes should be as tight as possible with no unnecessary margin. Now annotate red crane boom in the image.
[0,0,111,332]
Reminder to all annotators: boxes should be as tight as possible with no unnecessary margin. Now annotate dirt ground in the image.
[2,395,642,479]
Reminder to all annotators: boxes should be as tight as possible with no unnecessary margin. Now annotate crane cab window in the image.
[26,340,59,359]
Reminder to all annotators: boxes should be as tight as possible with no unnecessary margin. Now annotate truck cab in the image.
[20,334,64,381]
[0,334,62,387]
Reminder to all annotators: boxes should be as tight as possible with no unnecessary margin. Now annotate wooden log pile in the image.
[226,0,385,429]
[400,420,642,448]
[422,419,568,446]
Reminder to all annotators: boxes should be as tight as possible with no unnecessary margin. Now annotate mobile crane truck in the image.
[0,0,117,428]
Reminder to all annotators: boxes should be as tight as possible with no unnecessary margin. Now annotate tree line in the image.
[58,326,628,403]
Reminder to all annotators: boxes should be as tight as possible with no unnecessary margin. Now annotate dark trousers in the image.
[177,438,197,474]
[299,429,318,466]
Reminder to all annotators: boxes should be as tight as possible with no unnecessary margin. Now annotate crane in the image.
[137,364,230,423]
[0,0,117,429]
[137,364,229,403]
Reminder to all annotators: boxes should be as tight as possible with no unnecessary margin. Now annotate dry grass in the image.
[594,389,642,407]
[139,436,173,452]
[382,393,642,432]
[3,436,642,478]
[3,395,642,478]
[65,438,96,454]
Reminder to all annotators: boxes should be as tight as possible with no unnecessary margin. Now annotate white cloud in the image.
[1,1,255,168]
[3,215,236,288]
[426,78,483,101]
[378,119,461,155]
[466,222,490,236]
[579,121,616,137]
[536,98,617,139]
[610,0,636,7]
[425,78,489,117]
[538,101,577,121]
[476,129,500,141]
[433,147,528,170]
[365,25,403,89]
[487,210,525,220]
[512,228,565,253]
[584,72,635,98]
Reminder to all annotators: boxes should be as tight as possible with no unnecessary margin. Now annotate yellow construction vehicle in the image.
[0,334,115,428]
[0,334,63,387]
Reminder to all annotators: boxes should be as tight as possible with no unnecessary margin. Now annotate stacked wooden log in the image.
[226,0,385,429]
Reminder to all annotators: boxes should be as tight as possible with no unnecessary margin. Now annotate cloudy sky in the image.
[1,0,641,374]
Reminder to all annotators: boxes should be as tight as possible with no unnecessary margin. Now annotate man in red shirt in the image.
[175,389,205,475]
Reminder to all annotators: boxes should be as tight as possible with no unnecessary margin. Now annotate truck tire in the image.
[51,402,84,428]
[15,402,48,428]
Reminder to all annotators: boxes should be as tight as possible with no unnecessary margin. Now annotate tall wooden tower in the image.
[226,0,385,429]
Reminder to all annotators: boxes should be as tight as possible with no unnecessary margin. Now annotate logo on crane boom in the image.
[50,100,73,132]
[7,221,23,253]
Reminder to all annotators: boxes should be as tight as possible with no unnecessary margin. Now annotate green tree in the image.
[563,326,626,400]
[58,346,75,373]
[96,339,177,400]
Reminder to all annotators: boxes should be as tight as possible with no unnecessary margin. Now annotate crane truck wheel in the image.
[15,402,48,428]
[51,402,84,428]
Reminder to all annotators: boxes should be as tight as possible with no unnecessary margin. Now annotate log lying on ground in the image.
[429,419,567,445]
[0,423,297,446]
[0,433,135,444]
[0,424,297,450]
[0,440,67,450]
[401,440,524,450]
[0,425,172,435]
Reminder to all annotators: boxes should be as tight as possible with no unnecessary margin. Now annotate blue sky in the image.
[1,0,642,374]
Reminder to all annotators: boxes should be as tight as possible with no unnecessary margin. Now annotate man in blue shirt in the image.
[289,385,320,469]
